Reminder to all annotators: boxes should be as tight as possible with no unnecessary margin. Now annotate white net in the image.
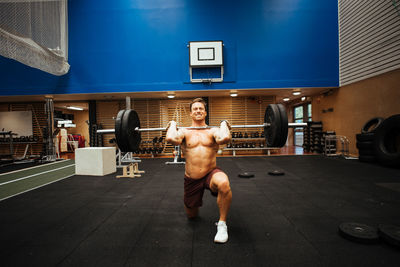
[0,0,69,76]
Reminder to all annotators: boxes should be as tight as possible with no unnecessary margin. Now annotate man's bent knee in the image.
[218,180,231,195]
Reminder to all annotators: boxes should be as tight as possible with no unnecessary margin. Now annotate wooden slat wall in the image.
[209,96,274,130]
[158,99,192,154]
[133,99,161,143]
[133,99,164,152]
[96,96,275,156]
[0,96,277,158]
[97,98,193,153]
[96,100,125,147]
[0,102,46,157]
[210,96,274,155]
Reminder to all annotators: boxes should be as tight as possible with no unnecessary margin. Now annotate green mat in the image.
[0,160,75,201]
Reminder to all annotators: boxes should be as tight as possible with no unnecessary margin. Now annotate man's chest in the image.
[184,130,216,148]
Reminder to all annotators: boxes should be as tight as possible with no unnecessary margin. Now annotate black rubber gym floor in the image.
[1,155,400,266]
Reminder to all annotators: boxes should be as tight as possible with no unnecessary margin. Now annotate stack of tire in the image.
[356,118,383,163]
[356,115,400,168]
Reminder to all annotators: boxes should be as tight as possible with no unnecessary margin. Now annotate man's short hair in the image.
[190,98,207,112]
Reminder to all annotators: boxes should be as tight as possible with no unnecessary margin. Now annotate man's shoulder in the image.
[209,127,218,134]
[180,128,188,134]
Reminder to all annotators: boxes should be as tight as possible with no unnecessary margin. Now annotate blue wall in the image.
[0,0,339,96]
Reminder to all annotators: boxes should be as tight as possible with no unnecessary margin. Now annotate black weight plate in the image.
[378,224,400,248]
[268,170,285,176]
[129,110,141,152]
[361,117,384,133]
[238,172,255,178]
[373,114,400,167]
[121,109,142,152]
[357,148,375,156]
[264,104,282,147]
[356,141,373,150]
[115,110,129,151]
[356,132,375,142]
[277,104,288,147]
[338,222,379,244]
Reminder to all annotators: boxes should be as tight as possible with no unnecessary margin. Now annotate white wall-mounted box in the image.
[189,41,223,67]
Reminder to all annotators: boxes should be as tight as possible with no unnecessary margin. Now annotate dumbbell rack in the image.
[303,121,324,153]
[0,131,17,161]
[133,138,165,157]
[224,137,277,156]
[224,146,280,156]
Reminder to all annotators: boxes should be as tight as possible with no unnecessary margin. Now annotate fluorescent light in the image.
[292,91,301,96]
[66,106,83,111]
[58,120,72,124]
[230,93,238,97]
[283,97,290,102]
[301,96,306,101]
[167,94,175,98]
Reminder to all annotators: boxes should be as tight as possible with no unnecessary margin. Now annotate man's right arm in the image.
[165,121,185,145]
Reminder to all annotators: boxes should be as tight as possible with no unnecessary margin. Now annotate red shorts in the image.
[184,167,223,208]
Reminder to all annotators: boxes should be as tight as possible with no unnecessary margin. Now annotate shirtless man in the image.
[166,98,232,243]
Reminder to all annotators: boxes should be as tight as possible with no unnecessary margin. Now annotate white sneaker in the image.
[214,221,228,243]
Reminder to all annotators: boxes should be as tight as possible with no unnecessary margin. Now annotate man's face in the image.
[190,102,207,122]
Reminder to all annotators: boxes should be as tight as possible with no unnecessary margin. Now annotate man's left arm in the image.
[213,120,232,145]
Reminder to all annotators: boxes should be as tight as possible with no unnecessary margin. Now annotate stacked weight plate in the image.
[356,117,384,163]
[264,104,288,147]
[115,109,142,152]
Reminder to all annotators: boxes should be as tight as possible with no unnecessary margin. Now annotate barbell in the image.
[97,104,307,152]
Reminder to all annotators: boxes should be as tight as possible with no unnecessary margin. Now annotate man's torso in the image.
[182,128,219,179]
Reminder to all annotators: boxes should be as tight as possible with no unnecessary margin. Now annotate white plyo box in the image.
[75,147,116,176]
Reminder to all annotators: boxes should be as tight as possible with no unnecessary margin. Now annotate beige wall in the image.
[311,68,400,156]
